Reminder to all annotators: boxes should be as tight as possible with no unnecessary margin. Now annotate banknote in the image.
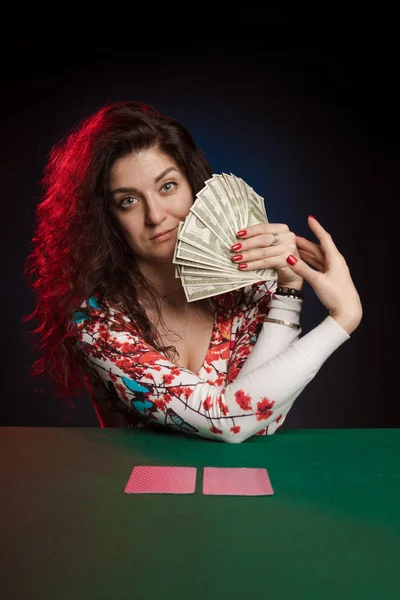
[173,173,278,300]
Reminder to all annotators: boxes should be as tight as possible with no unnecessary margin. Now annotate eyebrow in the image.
[110,167,179,197]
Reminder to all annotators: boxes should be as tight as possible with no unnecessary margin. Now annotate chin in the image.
[142,249,175,265]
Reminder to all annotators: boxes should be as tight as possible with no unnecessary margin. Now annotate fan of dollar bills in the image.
[173,173,278,302]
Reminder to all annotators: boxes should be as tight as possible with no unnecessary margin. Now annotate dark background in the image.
[1,42,398,429]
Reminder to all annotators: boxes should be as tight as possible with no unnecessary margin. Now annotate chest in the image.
[157,307,215,374]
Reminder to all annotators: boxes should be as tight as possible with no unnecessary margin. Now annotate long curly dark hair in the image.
[23,100,218,403]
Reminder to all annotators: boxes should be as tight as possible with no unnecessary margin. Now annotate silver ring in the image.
[271,232,280,246]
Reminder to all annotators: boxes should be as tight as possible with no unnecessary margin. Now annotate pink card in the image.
[202,467,274,496]
[124,466,197,494]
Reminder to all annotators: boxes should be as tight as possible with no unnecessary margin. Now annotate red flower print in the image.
[210,426,223,435]
[256,397,275,421]
[115,382,129,403]
[215,373,226,386]
[217,397,229,416]
[230,425,241,434]
[217,292,235,308]
[208,341,230,362]
[227,364,241,383]
[163,372,175,385]
[217,319,232,340]
[110,323,128,333]
[235,389,252,410]
[98,324,109,337]
[118,341,135,353]
[138,351,162,365]
[181,387,192,400]
[255,427,267,435]
[203,396,212,411]
[169,386,193,401]
[155,398,167,411]
[115,357,133,371]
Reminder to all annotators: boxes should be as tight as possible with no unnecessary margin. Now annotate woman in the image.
[24,101,362,442]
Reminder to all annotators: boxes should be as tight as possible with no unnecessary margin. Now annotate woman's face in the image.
[109,146,194,265]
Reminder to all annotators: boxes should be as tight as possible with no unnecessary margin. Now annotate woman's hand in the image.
[231,223,303,290]
[286,215,363,334]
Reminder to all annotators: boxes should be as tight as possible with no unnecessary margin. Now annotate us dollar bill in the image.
[174,173,278,300]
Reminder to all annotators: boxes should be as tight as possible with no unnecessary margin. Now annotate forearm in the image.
[239,294,303,376]
[197,315,349,442]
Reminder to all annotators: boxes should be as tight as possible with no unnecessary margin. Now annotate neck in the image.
[136,260,187,309]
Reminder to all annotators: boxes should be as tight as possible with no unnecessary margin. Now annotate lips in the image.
[150,226,177,240]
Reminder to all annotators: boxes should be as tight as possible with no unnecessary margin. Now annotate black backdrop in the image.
[1,42,398,428]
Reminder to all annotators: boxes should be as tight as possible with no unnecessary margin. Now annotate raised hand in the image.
[286,215,363,334]
[231,223,303,290]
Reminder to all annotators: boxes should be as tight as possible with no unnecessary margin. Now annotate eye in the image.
[161,181,177,193]
[119,196,138,208]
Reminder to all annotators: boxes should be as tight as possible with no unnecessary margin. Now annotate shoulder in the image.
[69,295,134,334]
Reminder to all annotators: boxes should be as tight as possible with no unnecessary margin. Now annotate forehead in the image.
[109,147,178,187]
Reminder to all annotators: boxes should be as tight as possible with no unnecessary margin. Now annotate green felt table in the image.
[1,426,399,599]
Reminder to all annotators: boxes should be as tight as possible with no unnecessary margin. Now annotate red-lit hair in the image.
[23,101,214,404]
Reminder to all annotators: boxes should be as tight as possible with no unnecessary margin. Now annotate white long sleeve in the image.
[239,294,302,376]
[226,315,349,441]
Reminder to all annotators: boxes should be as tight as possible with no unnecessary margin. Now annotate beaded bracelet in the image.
[275,286,304,300]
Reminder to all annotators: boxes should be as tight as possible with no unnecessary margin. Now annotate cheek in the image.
[177,189,194,216]
[116,217,141,245]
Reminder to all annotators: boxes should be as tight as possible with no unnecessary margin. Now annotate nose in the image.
[144,195,167,226]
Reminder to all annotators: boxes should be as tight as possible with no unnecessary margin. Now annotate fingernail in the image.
[232,254,243,262]
[286,255,297,266]
[309,215,316,220]
[238,263,248,270]
[231,243,242,251]
[237,230,247,238]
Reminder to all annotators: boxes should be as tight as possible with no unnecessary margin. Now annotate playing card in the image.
[202,467,274,496]
[124,466,197,494]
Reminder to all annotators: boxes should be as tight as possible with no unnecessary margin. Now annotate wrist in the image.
[330,311,362,335]
[275,285,304,300]
[287,282,303,292]
[277,278,303,292]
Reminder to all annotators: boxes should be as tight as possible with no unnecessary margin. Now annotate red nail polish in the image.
[231,243,242,251]
[286,255,297,266]
[237,230,247,238]
[232,254,243,262]
[238,263,248,270]
[309,215,316,220]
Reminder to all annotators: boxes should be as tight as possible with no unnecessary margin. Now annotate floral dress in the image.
[70,282,349,443]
